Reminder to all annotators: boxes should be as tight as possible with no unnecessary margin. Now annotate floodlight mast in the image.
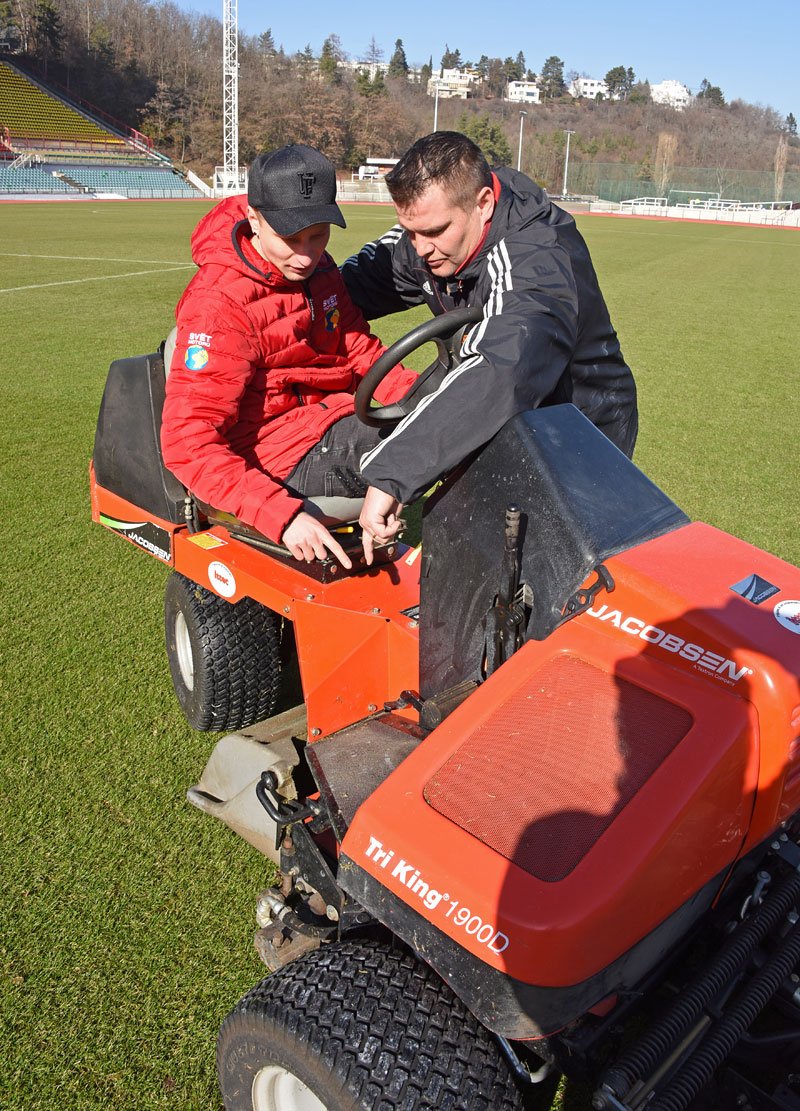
[222,0,241,195]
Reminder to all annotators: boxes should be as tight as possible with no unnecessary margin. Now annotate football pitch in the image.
[0,200,798,1109]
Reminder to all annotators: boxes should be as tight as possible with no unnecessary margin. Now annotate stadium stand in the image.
[0,59,202,198]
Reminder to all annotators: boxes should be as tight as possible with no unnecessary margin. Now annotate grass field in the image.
[1,199,798,1109]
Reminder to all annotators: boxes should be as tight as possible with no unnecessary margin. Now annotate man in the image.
[341,131,638,563]
[161,143,414,568]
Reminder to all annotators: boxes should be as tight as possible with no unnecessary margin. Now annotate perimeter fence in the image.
[568,163,800,205]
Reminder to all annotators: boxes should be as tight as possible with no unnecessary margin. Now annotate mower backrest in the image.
[419,405,689,700]
[93,348,187,524]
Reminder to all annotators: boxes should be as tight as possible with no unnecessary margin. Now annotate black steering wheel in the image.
[355,306,484,427]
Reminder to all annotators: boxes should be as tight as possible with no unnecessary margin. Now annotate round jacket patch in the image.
[185,345,209,370]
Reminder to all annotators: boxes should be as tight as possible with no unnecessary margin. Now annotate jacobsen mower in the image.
[91,309,800,1111]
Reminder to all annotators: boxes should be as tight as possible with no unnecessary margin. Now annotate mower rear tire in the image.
[164,571,282,732]
[216,939,527,1110]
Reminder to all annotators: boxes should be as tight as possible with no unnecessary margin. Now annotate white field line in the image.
[0,264,194,293]
[0,252,191,264]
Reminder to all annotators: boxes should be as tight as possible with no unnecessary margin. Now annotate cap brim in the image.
[260,204,346,236]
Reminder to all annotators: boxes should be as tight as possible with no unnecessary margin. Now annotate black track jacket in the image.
[341,167,638,504]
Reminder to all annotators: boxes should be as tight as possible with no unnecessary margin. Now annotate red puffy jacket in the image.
[161,196,414,541]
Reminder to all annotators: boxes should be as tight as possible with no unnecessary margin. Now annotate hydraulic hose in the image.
[648,916,800,1111]
[598,868,800,1105]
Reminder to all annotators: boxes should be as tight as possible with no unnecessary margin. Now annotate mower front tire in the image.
[217,939,526,1110]
[164,571,282,732]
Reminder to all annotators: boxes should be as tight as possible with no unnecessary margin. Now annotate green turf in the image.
[1,201,798,1109]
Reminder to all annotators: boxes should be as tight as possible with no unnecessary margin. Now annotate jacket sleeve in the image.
[333,277,418,403]
[359,232,578,504]
[340,225,427,320]
[161,298,304,542]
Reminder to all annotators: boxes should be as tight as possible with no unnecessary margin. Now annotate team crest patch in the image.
[325,307,340,332]
[185,345,209,370]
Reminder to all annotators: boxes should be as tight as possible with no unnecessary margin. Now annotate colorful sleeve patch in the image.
[185,345,210,370]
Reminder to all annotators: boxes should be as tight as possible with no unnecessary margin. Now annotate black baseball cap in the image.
[248,144,346,236]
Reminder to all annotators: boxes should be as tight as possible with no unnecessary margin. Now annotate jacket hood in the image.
[189,194,293,287]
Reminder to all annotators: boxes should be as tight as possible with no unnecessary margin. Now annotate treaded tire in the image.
[216,939,526,1110]
[164,571,282,732]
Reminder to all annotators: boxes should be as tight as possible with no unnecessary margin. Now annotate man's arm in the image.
[340,225,426,320]
[359,234,579,505]
[162,308,306,543]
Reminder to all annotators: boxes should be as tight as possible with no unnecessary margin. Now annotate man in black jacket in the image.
[341,131,638,562]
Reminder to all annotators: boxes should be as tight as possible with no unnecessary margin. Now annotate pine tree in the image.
[319,36,340,84]
[387,38,409,79]
[786,113,797,136]
[538,56,566,100]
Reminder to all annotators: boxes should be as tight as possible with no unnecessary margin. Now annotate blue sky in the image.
[174,0,796,120]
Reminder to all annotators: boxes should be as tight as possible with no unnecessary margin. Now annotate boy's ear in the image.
[246,205,260,233]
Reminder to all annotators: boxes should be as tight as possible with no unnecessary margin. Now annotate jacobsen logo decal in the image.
[207,560,236,598]
[730,573,780,606]
[585,604,752,684]
[99,515,171,563]
[364,836,509,954]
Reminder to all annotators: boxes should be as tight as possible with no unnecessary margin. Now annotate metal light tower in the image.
[433,82,440,131]
[517,111,527,171]
[562,129,575,198]
[221,0,241,195]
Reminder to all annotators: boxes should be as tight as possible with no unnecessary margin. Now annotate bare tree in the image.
[774,132,788,200]
[654,131,677,195]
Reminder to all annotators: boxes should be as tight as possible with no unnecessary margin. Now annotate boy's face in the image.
[247,206,331,281]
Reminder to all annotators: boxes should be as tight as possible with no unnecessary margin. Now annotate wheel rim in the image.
[251,1065,327,1111]
[173,611,195,692]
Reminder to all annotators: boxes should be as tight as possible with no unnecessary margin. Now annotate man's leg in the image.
[284,414,383,498]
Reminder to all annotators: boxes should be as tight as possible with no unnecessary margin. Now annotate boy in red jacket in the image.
[161,144,414,568]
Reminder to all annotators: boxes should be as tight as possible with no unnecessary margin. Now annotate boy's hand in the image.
[282,511,352,569]
[360,487,404,566]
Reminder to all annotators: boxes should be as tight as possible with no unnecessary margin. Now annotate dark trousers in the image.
[284,413,384,499]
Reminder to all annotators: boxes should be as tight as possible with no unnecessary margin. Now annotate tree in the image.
[774,132,788,199]
[32,0,63,75]
[387,38,409,79]
[696,78,725,107]
[629,80,651,105]
[457,112,512,165]
[319,36,340,84]
[419,56,432,86]
[654,131,678,195]
[538,56,566,100]
[441,44,461,70]
[785,112,797,136]
[295,43,317,80]
[355,67,386,98]
[604,65,635,99]
[364,36,383,65]
[257,29,276,57]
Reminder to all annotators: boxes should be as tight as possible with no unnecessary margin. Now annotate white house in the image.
[650,79,693,111]
[569,76,609,100]
[506,81,541,105]
[427,68,477,99]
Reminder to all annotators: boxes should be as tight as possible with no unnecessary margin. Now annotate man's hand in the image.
[360,486,404,566]
[282,511,352,569]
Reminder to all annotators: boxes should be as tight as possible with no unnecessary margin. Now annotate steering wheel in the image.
[355,306,484,427]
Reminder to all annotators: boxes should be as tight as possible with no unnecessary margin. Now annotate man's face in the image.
[247,206,331,281]
[394,181,495,278]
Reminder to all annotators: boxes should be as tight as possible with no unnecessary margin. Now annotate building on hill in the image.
[339,60,386,81]
[650,80,694,111]
[427,68,477,100]
[569,76,610,100]
[506,81,541,106]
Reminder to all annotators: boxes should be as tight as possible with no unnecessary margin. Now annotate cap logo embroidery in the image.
[298,171,316,198]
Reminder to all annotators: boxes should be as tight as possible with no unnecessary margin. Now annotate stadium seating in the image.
[0,166,74,194]
[0,62,128,150]
[63,166,199,198]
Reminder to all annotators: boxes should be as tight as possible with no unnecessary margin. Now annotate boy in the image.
[161,143,414,568]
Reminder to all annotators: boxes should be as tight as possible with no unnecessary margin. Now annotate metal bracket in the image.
[557,564,615,627]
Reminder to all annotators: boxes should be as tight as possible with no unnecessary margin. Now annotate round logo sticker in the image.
[774,599,800,635]
[208,560,236,599]
[185,344,209,370]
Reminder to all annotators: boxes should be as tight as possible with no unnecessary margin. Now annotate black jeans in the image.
[284,413,384,499]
